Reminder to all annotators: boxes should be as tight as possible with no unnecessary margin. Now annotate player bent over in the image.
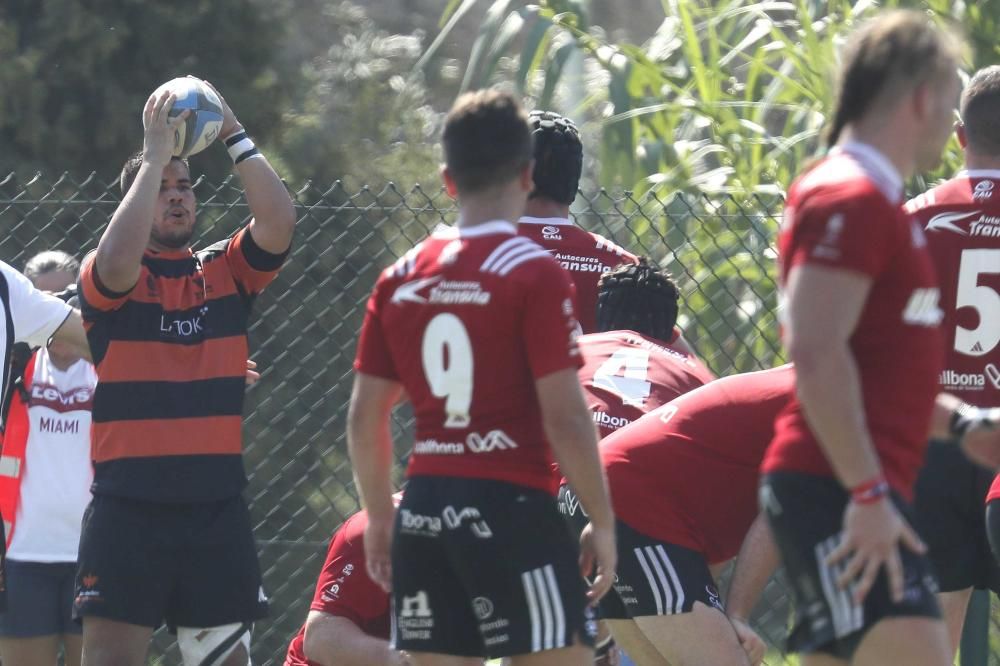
[284,496,423,666]
[74,81,295,665]
[578,259,714,441]
[562,366,793,665]
[348,90,616,666]
[762,11,963,666]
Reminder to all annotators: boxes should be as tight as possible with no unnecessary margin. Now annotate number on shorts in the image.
[592,347,652,407]
[421,313,473,428]
[955,249,1000,356]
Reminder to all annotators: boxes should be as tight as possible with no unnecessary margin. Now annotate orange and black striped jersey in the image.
[78,226,287,502]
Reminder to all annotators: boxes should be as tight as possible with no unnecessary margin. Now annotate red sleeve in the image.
[309,514,389,626]
[225,226,289,295]
[522,260,584,379]
[783,190,898,278]
[78,251,133,314]
[353,277,399,380]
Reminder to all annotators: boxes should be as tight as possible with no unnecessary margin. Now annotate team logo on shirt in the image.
[925,210,979,235]
[391,276,491,306]
[974,180,995,200]
[542,225,563,240]
[940,363,1000,392]
[901,288,943,327]
[29,382,94,413]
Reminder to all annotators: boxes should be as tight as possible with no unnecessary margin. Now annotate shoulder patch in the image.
[480,237,552,276]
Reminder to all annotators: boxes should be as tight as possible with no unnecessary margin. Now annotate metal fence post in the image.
[961,589,990,666]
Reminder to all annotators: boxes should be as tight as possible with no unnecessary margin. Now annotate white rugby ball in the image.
[150,77,224,158]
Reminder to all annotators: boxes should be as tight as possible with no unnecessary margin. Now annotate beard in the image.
[151,220,196,249]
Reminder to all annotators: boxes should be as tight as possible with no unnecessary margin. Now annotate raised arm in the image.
[205,81,295,254]
[96,92,187,293]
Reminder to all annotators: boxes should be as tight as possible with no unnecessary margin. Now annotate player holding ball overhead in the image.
[73,79,295,666]
[760,10,964,666]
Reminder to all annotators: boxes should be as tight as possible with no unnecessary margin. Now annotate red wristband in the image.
[850,476,889,504]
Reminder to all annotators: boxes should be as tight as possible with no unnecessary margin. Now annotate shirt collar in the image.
[832,140,904,203]
[957,169,1000,180]
[518,216,574,226]
[434,220,517,238]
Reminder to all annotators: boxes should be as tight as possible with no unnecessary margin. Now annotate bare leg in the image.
[0,636,61,666]
[80,617,153,666]
[63,633,84,666]
[604,620,669,666]
[936,588,972,658]
[852,616,950,666]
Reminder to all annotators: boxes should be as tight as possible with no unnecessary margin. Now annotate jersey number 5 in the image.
[592,347,652,407]
[422,313,473,428]
[955,249,1000,357]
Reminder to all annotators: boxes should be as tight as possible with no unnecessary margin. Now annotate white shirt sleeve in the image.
[0,260,73,348]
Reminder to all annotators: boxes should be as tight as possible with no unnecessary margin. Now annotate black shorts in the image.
[74,494,268,629]
[557,485,722,620]
[0,560,79,637]
[761,472,940,660]
[913,439,1000,593]
[391,476,596,658]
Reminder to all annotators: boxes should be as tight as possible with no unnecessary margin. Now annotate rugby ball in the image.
[151,77,224,158]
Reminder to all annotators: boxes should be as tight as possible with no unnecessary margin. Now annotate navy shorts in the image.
[913,439,1000,593]
[762,472,940,660]
[558,484,722,620]
[0,560,79,637]
[391,476,596,659]
[74,494,268,629]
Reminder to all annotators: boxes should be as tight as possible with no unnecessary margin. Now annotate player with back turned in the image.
[517,111,638,334]
[349,90,616,666]
[904,65,1000,656]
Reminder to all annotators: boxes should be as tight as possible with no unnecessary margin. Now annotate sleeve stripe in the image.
[497,250,555,276]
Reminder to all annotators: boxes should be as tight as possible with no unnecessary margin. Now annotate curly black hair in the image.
[596,258,680,342]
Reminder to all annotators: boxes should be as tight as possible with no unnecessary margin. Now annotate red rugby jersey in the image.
[354,221,582,493]
[906,171,1000,407]
[578,330,715,438]
[518,217,638,333]
[762,143,945,499]
[284,510,390,666]
[600,366,794,563]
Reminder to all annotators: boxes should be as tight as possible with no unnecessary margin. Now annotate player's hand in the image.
[198,78,243,141]
[730,616,766,666]
[579,522,616,603]
[959,407,1000,470]
[826,498,926,604]
[245,359,260,386]
[142,91,188,168]
[364,512,395,594]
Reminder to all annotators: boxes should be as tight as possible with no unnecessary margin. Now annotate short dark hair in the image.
[596,258,680,342]
[119,151,189,196]
[961,66,1000,156]
[528,111,583,205]
[825,10,963,147]
[442,89,533,194]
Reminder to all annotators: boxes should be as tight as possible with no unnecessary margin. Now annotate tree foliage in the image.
[428,0,999,196]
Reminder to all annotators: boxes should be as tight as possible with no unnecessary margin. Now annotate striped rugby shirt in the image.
[78,227,287,502]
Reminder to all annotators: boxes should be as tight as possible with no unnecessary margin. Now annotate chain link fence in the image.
[0,172,984,664]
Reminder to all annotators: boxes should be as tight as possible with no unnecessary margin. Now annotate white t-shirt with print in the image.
[7,350,95,562]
